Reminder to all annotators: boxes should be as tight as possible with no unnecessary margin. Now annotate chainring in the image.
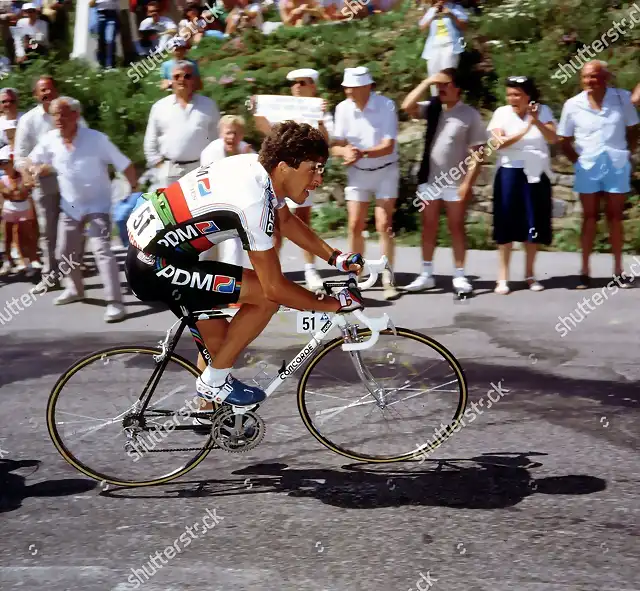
[210,407,265,453]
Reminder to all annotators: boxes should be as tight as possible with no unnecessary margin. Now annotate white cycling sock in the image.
[304,263,316,272]
[201,366,231,388]
[454,267,465,278]
[422,261,433,275]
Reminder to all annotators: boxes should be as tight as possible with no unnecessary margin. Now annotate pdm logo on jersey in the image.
[213,275,236,293]
[194,221,220,235]
[197,178,212,197]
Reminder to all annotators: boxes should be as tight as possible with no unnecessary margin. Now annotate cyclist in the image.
[125,121,365,407]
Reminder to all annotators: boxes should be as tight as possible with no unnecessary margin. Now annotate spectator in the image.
[14,75,66,289]
[331,66,399,300]
[138,0,177,54]
[0,144,38,277]
[13,2,49,64]
[144,60,219,188]
[557,60,639,289]
[225,0,264,34]
[419,0,468,95]
[25,97,138,322]
[632,82,640,107]
[199,114,254,267]
[131,0,170,27]
[41,0,72,55]
[279,0,329,26]
[160,37,202,91]
[179,2,206,45]
[487,76,558,295]
[0,87,22,146]
[401,69,486,296]
[88,0,121,69]
[254,67,333,291]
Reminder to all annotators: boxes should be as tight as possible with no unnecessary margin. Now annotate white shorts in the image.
[345,163,399,202]
[417,183,461,203]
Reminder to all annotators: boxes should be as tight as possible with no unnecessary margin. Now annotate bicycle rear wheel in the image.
[47,346,216,487]
[297,327,467,462]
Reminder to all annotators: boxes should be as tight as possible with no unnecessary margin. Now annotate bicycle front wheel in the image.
[297,327,467,462]
[47,346,216,487]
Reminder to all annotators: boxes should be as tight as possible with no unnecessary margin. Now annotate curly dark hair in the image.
[258,121,328,173]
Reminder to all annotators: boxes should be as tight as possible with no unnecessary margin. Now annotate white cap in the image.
[22,2,38,10]
[1,119,17,131]
[341,66,374,88]
[0,144,13,161]
[286,68,319,82]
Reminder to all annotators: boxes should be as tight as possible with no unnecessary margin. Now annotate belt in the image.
[352,160,398,172]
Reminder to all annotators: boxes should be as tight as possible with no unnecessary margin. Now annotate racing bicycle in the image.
[46,257,468,487]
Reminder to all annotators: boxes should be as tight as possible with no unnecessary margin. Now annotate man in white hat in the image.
[14,2,49,64]
[331,66,399,299]
[253,67,334,291]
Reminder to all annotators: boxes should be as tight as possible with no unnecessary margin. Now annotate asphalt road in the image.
[0,240,638,591]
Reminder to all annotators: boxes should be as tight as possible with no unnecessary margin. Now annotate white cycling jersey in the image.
[126,153,285,257]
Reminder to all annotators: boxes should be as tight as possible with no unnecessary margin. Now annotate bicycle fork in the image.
[341,324,388,408]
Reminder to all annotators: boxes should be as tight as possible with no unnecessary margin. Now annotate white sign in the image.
[255,95,323,125]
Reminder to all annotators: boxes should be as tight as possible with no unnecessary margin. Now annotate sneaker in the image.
[305,269,324,292]
[105,303,126,323]
[494,280,510,295]
[196,374,266,406]
[404,273,436,292]
[382,269,400,300]
[526,277,544,292]
[24,264,37,279]
[54,290,84,305]
[453,275,472,294]
[0,261,13,276]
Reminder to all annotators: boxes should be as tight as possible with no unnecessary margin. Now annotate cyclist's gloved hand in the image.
[334,252,364,272]
[334,285,364,313]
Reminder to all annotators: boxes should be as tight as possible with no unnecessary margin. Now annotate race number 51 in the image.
[296,311,327,333]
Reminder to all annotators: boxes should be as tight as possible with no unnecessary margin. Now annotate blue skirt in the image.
[492,167,552,245]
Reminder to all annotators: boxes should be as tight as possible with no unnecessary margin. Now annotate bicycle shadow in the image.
[0,459,98,514]
[101,452,606,510]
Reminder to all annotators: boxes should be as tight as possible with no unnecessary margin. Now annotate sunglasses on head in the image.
[507,76,529,84]
[173,73,192,80]
[0,159,11,165]
[289,80,309,87]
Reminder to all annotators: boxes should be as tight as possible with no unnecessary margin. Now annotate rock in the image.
[555,174,575,187]
[552,198,568,218]
[553,185,578,202]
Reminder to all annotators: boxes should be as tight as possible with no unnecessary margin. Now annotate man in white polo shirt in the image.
[253,67,333,291]
[331,66,399,299]
[25,97,139,322]
[557,60,639,289]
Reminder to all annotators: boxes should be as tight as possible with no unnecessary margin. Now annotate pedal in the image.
[453,290,472,304]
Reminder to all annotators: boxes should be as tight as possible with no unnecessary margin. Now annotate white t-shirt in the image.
[487,104,557,182]
[127,153,285,254]
[139,16,177,34]
[200,138,253,166]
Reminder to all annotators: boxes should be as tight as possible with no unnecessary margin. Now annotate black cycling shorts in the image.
[124,245,244,318]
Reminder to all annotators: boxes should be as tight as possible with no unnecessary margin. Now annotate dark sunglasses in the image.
[1,99,16,104]
[289,80,309,87]
[0,159,11,165]
[173,73,192,80]
[507,76,529,84]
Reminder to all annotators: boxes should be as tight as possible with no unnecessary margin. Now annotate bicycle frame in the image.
[134,257,394,415]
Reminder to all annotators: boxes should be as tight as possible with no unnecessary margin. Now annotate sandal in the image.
[576,274,590,289]
[494,280,510,295]
[526,277,544,292]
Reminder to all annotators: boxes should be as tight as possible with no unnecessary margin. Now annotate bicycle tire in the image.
[296,327,468,462]
[47,346,216,487]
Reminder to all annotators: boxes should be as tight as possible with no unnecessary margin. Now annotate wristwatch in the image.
[362,150,369,158]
